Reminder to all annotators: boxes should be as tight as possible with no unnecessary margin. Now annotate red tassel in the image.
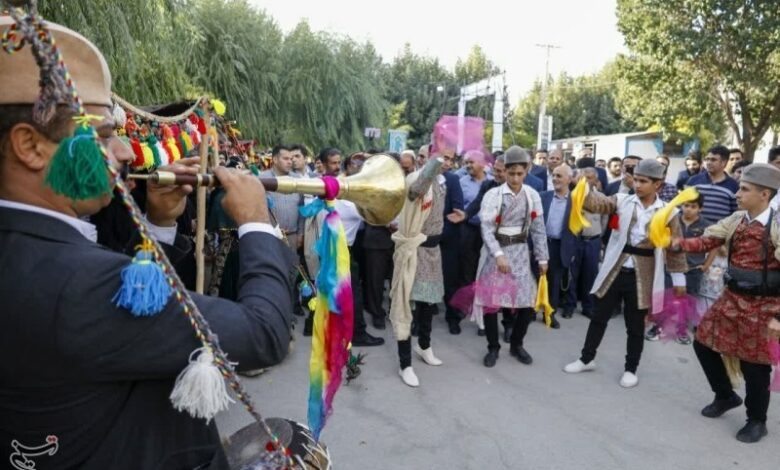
[130,138,144,168]
[608,214,620,231]
[171,124,181,139]
[197,117,207,135]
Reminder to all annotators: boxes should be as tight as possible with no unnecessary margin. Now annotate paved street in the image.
[217,312,777,470]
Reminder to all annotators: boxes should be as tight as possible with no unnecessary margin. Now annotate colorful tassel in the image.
[141,142,155,170]
[166,137,181,162]
[304,177,354,441]
[181,131,194,152]
[45,123,112,201]
[147,135,162,167]
[156,141,170,166]
[170,347,234,423]
[113,238,171,316]
[129,137,145,169]
[210,98,227,116]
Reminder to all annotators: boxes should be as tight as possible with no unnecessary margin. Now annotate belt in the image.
[725,267,780,296]
[622,244,654,257]
[579,235,601,241]
[496,233,527,247]
[420,234,442,248]
[620,267,636,274]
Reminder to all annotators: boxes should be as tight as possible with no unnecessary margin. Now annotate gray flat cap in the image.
[634,159,665,180]
[505,146,530,165]
[741,163,780,190]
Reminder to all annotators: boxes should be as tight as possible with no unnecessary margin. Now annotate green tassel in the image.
[249,163,260,176]
[147,135,162,168]
[45,125,111,200]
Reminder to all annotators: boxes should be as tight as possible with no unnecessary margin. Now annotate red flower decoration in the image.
[608,214,620,231]
[495,215,502,224]
[531,211,538,221]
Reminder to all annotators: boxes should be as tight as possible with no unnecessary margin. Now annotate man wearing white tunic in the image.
[476,147,549,368]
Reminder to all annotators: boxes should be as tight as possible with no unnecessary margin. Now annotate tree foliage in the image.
[511,64,641,146]
[616,0,780,159]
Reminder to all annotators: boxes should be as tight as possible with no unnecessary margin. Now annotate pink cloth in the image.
[649,289,701,341]
[431,115,486,157]
[769,341,780,392]
[449,272,519,315]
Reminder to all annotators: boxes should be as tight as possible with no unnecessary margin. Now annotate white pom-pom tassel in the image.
[170,347,234,422]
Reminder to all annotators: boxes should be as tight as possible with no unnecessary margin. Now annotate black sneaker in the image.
[352,332,385,347]
[449,322,462,335]
[736,420,768,443]
[483,350,499,368]
[303,314,313,337]
[701,394,743,418]
[550,314,560,329]
[510,346,533,365]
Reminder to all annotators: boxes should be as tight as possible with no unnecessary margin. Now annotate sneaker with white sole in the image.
[619,371,639,388]
[563,359,597,373]
[399,367,419,387]
[414,345,443,366]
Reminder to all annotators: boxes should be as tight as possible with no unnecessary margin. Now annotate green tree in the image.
[40,0,192,105]
[276,21,386,151]
[185,0,283,142]
[381,44,456,148]
[616,0,780,159]
[511,65,640,145]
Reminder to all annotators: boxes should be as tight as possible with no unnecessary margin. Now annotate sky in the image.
[250,0,627,104]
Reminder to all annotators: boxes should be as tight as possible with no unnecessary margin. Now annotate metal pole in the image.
[535,44,559,150]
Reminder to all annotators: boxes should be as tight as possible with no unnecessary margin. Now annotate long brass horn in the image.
[128,154,406,226]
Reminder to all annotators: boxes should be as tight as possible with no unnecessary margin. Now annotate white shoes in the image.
[399,367,419,387]
[619,371,639,388]
[563,359,597,373]
[414,345,443,366]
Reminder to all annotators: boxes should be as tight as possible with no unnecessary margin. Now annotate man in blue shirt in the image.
[686,145,738,221]
[453,150,492,334]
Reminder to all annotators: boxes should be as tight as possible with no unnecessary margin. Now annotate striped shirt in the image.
[689,183,737,222]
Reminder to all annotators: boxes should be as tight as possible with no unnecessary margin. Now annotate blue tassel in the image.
[300,280,313,298]
[113,249,171,316]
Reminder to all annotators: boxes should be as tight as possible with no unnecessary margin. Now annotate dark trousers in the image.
[459,224,482,286]
[399,302,436,368]
[570,236,600,313]
[442,237,463,324]
[580,270,647,373]
[485,308,534,352]
[546,238,570,311]
[363,248,393,321]
[348,246,367,337]
[693,340,771,422]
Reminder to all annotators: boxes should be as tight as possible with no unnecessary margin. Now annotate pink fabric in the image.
[649,289,701,341]
[431,115,486,156]
[321,176,341,201]
[449,272,519,315]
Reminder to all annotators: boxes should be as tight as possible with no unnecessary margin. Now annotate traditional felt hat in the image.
[634,159,665,180]
[0,15,111,108]
[741,163,780,190]
[504,145,531,165]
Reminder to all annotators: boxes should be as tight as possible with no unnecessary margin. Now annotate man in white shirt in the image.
[0,16,294,468]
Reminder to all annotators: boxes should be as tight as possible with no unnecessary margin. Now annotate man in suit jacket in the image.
[564,160,687,389]
[605,155,641,196]
[531,148,562,191]
[0,19,294,469]
[540,166,578,329]
[441,161,465,331]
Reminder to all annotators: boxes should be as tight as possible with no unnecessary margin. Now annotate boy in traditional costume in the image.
[564,159,688,388]
[475,146,548,367]
[673,163,780,443]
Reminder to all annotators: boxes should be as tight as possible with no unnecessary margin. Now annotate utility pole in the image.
[536,43,559,151]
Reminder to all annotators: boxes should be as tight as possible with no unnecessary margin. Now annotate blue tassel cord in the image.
[113,247,172,316]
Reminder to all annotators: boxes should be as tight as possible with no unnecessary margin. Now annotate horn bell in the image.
[338,154,406,226]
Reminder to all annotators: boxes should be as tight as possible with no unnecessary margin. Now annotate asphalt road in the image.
[217,311,776,470]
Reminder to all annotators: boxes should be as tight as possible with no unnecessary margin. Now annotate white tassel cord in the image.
[170,347,235,422]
